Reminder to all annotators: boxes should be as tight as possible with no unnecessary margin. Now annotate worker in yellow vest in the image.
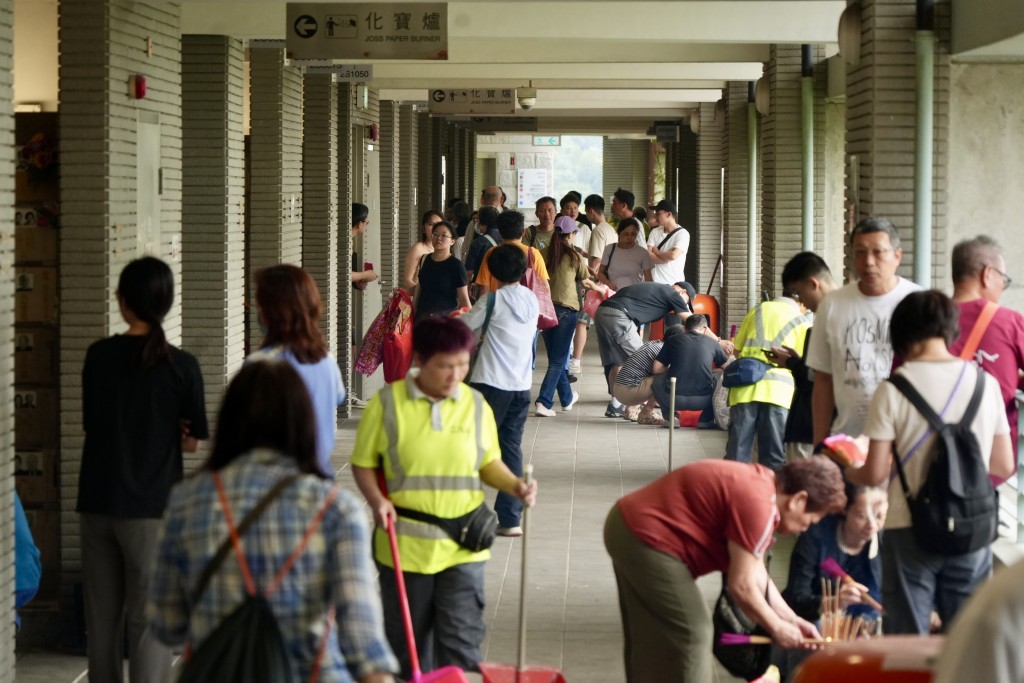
[725,297,810,471]
[351,317,538,679]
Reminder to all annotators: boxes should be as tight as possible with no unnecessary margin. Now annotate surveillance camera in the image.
[517,87,537,111]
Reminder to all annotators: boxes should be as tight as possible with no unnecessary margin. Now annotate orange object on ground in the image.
[677,410,701,428]
[693,293,720,335]
[791,636,942,683]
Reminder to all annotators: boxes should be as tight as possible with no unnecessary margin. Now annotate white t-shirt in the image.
[648,225,690,284]
[588,220,617,263]
[805,277,921,436]
[601,243,653,291]
[863,359,1009,529]
[572,221,592,256]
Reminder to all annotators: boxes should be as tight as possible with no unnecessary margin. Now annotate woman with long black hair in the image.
[78,256,209,683]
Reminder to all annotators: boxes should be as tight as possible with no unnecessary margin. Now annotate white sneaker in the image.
[350,393,368,408]
[535,403,556,417]
[568,359,582,376]
[562,390,580,412]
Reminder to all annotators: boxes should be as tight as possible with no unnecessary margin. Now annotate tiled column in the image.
[60,0,183,602]
[721,81,759,332]
[398,104,420,253]
[678,128,699,284]
[427,116,446,211]
[248,44,303,349]
[337,85,354,416]
[302,72,339,357]
[845,0,950,282]
[448,121,462,204]
[379,100,401,291]
[696,101,724,326]
[181,35,246,464]
[0,0,14,674]
[464,128,477,209]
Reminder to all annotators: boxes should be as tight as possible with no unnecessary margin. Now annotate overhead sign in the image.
[533,135,560,147]
[286,3,448,60]
[517,169,549,208]
[302,62,375,82]
[653,122,679,144]
[428,88,516,115]
[459,116,538,133]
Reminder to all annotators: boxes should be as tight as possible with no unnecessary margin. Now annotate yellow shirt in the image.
[350,376,500,574]
[474,242,550,292]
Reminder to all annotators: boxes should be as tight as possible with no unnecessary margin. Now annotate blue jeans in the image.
[881,527,991,635]
[725,401,788,471]
[536,305,578,409]
[471,382,530,528]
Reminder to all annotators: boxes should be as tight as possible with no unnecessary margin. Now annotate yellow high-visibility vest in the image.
[729,300,810,409]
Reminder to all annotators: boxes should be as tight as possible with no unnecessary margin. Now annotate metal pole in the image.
[668,377,677,472]
[518,463,533,670]
[914,1,935,287]
[747,82,758,309]
[801,44,815,251]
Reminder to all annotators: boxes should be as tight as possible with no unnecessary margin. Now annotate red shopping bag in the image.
[523,249,557,330]
[583,284,614,319]
[382,290,414,383]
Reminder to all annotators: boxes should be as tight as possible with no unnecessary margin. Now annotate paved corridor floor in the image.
[16,347,795,682]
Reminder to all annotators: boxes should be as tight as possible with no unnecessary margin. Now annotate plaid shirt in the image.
[147,450,397,682]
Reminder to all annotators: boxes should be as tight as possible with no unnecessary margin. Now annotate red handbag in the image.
[523,248,558,330]
[382,290,415,383]
[583,284,614,319]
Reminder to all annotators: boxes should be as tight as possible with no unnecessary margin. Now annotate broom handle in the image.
[386,516,422,678]
[668,377,676,472]
[517,464,534,673]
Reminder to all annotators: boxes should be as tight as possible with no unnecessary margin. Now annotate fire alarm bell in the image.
[131,75,146,99]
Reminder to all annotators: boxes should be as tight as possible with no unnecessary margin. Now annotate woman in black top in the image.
[78,256,208,683]
[414,220,470,322]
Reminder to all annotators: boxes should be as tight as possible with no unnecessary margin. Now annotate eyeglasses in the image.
[986,264,1013,288]
[432,233,453,241]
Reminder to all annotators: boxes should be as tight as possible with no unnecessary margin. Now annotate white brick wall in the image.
[181,34,246,470]
[59,0,183,599]
[248,44,303,349]
[845,0,950,283]
[0,0,15,675]
[697,101,724,330]
[302,72,340,357]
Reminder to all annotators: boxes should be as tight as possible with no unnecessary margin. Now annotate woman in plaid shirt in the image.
[147,361,398,683]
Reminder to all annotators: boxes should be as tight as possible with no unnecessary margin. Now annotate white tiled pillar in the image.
[845,0,950,282]
[181,35,246,464]
[0,0,15,675]
[59,0,183,602]
[248,44,303,349]
[337,85,354,416]
[721,81,760,332]
[398,104,420,254]
[697,101,724,330]
[448,121,462,205]
[379,100,401,292]
[302,72,340,357]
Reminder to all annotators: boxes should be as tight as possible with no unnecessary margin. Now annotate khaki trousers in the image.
[604,505,713,683]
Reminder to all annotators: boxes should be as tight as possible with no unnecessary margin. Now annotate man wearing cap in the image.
[647,199,690,285]
[595,281,692,417]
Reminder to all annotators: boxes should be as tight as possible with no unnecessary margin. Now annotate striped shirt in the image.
[147,450,397,682]
[615,341,663,388]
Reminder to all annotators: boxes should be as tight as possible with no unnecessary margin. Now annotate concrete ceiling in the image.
[182,0,846,133]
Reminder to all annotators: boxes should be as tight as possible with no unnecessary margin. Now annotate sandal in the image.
[624,405,642,422]
[637,412,666,426]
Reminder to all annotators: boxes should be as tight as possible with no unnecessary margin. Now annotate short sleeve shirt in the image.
[474,243,549,292]
[415,255,468,320]
[549,255,590,310]
[657,332,728,395]
[617,460,779,577]
[648,226,691,284]
[602,243,654,290]
[588,221,617,263]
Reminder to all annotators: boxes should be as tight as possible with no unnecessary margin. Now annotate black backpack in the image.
[179,473,337,683]
[889,371,998,556]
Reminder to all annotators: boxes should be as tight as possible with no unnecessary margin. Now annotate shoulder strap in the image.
[484,234,497,248]
[468,293,497,378]
[959,301,999,360]
[607,244,616,267]
[657,227,683,250]
[960,369,987,426]
[417,253,428,275]
[528,227,537,247]
[192,472,302,605]
[266,483,341,597]
[888,374,946,433]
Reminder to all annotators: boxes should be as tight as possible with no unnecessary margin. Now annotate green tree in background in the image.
[553,136,602,201]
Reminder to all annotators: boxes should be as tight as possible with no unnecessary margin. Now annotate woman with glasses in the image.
[414,220,471,323]
[403,209,444,291]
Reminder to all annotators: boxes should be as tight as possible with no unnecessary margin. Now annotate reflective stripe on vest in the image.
[744,302,808,350]
[378,382,485,494]
[394,518,450,541]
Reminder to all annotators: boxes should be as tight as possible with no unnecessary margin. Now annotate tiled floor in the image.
[16,346,794,682]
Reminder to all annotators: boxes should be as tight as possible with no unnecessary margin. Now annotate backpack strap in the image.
[606,244,617,268]
[959,301,999,361]
[888,374,948,434]
[468,292,496,379]
[193,472,302,604]
[266,483,341,596]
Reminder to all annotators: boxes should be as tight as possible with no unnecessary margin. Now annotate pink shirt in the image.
[950,299,1024,456]
[617,460,779,577]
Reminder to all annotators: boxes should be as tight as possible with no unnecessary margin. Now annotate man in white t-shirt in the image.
[806,217,921,443]
[585,194,616,277]
[610,187,648,248]
[646,199,690,285]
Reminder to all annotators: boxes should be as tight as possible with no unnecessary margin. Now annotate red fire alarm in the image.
[510,154,516,166]
[131,75,146,99]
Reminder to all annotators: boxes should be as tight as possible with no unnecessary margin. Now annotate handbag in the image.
[356,290,411,377]
[393,503,498,552]
[381,290,415,382]
[523,248,558,330]
[722,357,771,388]
[712,579,772,681]
[583,285,614,319]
